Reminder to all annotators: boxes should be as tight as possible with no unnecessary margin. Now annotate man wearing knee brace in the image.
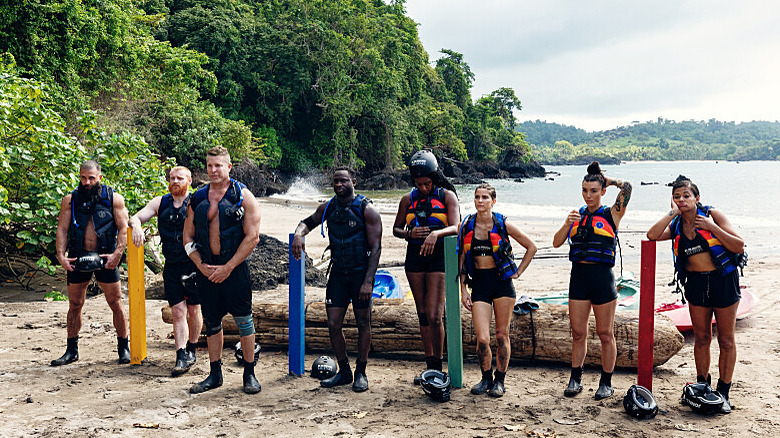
[183,146,262,394]
[291,167,382,392]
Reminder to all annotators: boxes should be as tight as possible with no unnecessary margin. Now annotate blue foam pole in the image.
[289,233,306,376]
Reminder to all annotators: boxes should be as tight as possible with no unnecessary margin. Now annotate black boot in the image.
[190,360,223,394]
[171,348,192,377]
[242,361,261,394]
[564,366,583,397]
[488,370,506,398]
[321,359,353,388]
[716,379,732,414]
[594,370,614,400]
[471,369,493,395]
[185,341,197,367]
[352,360,368,392]
[51,337,79,366]
[117,337,131,364]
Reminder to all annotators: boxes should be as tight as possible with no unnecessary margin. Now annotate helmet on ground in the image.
[680,382,724,415]
[310,356,337,380]
[420,369,451,402]
[623,385,659,419]
[234,341,261,365]
[74,252,105,272]
[409,150,438,179]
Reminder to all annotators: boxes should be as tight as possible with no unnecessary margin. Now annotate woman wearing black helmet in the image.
[646,175,744,414]
[459,183,537,398]
[393,150,460,379]
[552,162,632,401]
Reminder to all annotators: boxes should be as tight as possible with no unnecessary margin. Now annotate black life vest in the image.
[568,205,617,266]
[322,194,371,273]
[158,193,190,263]
[67,185,117,257]
[405,187,448,245]
[190,179,246,262]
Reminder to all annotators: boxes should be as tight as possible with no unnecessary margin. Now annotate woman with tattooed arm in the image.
[552,162,632,401]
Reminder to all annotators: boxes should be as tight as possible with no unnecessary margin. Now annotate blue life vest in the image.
[68,185,117,257]
[405,187,449,245]
[457,212,518,280]
[670,205,737,276]
[321,194,371,273]
[568,205,617,266]
[190,179,246,262]
[158,193,190,263]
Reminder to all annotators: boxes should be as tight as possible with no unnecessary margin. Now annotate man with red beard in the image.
[129,166,203,376]
[53,160,131,366]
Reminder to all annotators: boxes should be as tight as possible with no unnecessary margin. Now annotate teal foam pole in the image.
[444,236,463,388]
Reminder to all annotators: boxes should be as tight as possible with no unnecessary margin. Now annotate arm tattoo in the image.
[619,182,632,208]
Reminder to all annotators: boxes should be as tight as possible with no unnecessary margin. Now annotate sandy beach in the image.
[0,196,777,437]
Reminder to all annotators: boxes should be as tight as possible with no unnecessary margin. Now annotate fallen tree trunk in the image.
[162,299,683,368]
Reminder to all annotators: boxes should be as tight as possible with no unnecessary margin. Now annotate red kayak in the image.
[654,288,758,332]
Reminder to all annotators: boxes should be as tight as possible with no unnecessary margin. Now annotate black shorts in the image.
[326,269,371,309]
[568,262,617,305]
[684,270,741,308]
[197,261,252,328]
[470,268,516,303]
[67,267,120,285]
[163,260,200,307]
[404,243,445,273]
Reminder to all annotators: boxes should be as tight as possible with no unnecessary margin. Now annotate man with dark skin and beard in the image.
[52,160,131,366]
[129,166,203,376]
[292,167,382,392]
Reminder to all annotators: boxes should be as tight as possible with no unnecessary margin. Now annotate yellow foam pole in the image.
[127,227,147,365]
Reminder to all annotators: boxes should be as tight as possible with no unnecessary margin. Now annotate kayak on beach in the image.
[373,269,403,299]
[654,287,758,332]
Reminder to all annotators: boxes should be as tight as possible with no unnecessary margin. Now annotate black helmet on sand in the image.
[409,150,438,179]
[310,356,337,380]
[234,341,261,365]
[680,382,724,415]
[420,369,451,402]
[623,385,659,419]
[74,252,105,272]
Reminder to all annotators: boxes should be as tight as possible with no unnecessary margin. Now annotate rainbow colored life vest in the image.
[405,187,449,245]
[568,205,617,266]
[670,205,737,276]
[457,212,518,280]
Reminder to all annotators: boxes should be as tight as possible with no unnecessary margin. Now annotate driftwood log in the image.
[161,299,684,368]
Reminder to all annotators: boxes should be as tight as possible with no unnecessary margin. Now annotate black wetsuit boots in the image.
[51,337,79,366]
[595,370,614,400]
[321,358,353,388]
[117,337,131,364]
[190,360,223,394]
[564,366,583,397]
[242,360,261,394]
[489,370,506,398]
[471,369,493,395]
[353,359,368,392]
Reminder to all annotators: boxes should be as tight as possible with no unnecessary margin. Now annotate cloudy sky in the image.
[404,0,780,131]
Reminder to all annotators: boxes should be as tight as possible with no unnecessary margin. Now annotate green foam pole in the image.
[444,236,463,388]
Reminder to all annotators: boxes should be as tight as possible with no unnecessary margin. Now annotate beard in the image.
[77,182,102,204]
[168,181,190,197]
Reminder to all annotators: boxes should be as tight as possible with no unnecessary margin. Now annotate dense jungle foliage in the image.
[519,119,780,164]
[0,0,530,264]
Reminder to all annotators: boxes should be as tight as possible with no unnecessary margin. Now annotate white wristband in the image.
[185,242,198,256]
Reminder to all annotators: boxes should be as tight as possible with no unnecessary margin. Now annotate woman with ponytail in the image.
[552,161,632,401]
[646,175,744,414]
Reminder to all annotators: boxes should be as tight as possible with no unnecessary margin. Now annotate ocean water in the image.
[273,161,780,256]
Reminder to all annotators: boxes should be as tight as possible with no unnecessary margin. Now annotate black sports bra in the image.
[679,232,709,257]
[470,236,493,257]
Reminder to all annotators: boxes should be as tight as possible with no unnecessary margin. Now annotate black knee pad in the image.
[417,313,429,327]
[205,321,223,337]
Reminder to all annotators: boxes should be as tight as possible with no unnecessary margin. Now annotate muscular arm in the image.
[227,188,261,268]
[56,194,75,271]
[104,194,129,270]
[292,202,327,260]
[359,204,383,301]
[505,221,537,278]
[607,177,632,227]
[128,196,161,247]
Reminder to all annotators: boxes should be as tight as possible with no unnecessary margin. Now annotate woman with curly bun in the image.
[552,161,632,400]
[646,175,744,414]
